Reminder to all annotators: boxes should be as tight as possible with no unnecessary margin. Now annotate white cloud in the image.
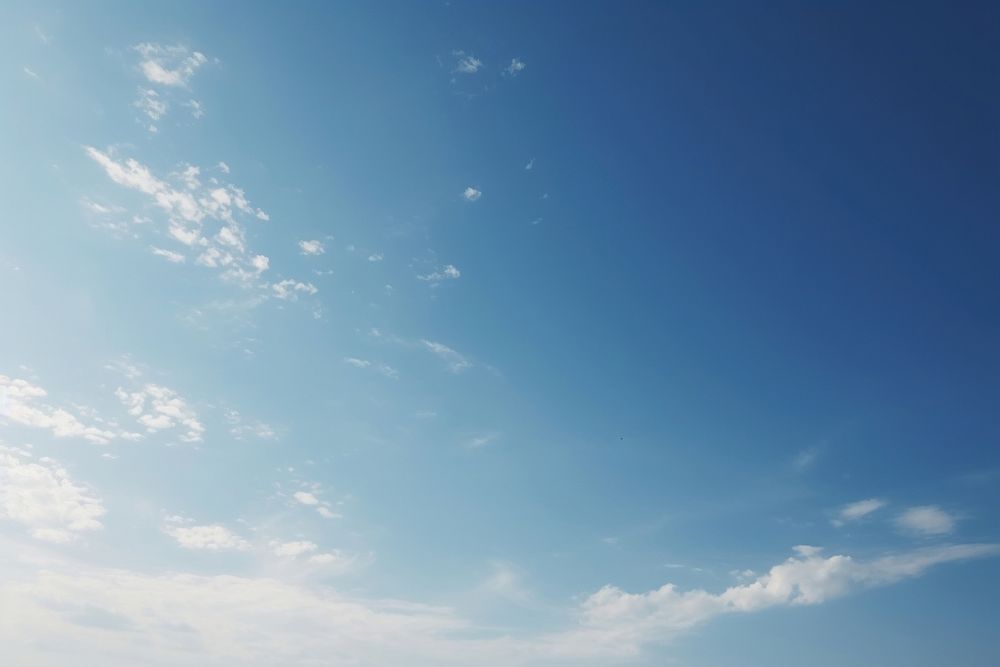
[84,147,279,287]
[0,446,105,543]
[0,375,122,444]
[298,239,325,255]
[271,540,318,557]
[0,543,993,666]
[186,99,204,119]
[316,506,342,519]
[133,43,207,87]
[462,186,481,202]
[293,489,341,519]
[418,264,461,285]
[420,340,472,373]
[115,383,204,443]
[453,51,483,74]
[217,161,231,174]
[293,491,319,506]
[271,279,318,300]
[505,58,526,76]
[0,562,471,667]
[164,523,251,551]
[895,505,956,536]
[150,246,185,263]
[368,252,383,262]
[23,66,40,80]
[525,158,535,170]
[833,498,886,526]
[134,88,167,127]
[537,543,1000,660]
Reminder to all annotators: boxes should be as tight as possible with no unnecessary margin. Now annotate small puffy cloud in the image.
[251,254,270,273]
[895,505,956,536]
[217,161,230,173]
[367,252,383,262]
[271,279,318,300]
[0,446,105,543]
[299,239,325,255]
[462,186,481,202]
[150,246,185,263]
[133,43,207,87]
[186,99,204,119]
[23,67,40,80]
[115,383,204,443]
[417,264,461,285]
[452,51,483,74]
[525,158,535,170]
[164,523,251,551]
[791,445,822,472]
[420,340,471,373]
[271,540,318,557]
[293,491,319,506]
[505,58,526,76]
[832,498,886,526]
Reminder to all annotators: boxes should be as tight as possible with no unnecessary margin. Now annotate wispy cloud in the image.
[462,186,482,202]
[151,246,186,263]
[418,264,461,284]
[420,340,472,373]
[832,498,886,526]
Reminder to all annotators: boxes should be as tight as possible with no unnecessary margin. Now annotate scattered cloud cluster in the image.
[0,446,105,543]
[132,43,209,131]
[115,383,204,443]
[0,374,133,445]
[84,147,316,300]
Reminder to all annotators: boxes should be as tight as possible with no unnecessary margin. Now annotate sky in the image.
[1,1,999,665]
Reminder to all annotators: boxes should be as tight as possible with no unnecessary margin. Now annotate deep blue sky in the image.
[1,2,998,665]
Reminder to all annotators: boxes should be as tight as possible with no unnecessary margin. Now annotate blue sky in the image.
[2,1,999,665]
